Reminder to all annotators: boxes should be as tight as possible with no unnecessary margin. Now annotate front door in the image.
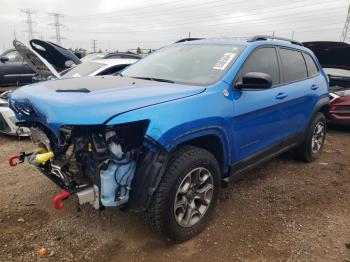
[231,46,286,162]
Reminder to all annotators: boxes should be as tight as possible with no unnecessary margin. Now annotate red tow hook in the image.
[9,153,24,167]
[53,191,71,209]
[8,152,32,167]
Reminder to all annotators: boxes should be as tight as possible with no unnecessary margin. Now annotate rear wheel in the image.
[144,146,221,242]
[295,112,326,162]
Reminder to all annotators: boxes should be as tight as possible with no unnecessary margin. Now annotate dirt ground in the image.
[0,125,350,262]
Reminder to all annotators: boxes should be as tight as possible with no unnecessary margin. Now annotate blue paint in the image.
[9,38,329,174]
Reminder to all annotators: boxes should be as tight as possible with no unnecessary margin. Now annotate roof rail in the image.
[248,35,303,46]
[174,38,204,43]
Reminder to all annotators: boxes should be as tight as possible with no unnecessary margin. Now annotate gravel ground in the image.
[0,125,349,261]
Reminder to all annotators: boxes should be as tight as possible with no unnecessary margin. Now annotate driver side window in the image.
[238,47,280,86]
[4,51,23,62]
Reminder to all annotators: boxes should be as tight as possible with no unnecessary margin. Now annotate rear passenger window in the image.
[239,47,280,85]
[303,53,319,77]
[279,48,307,83]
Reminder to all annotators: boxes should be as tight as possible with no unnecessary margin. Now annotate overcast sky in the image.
[0,0,348,52]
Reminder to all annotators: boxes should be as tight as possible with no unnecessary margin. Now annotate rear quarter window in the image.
[280,48,307,83]
[303,53,319,77]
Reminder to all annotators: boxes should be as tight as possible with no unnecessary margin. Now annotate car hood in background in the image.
[30,39,81,71]
[13,40,61,79]
[303,41,350,70]
[9,75,206,135]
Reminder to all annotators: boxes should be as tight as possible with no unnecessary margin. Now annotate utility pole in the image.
[48,13,65,45]
[340,3,350,42]
[92,39,97,53]
[13,30,17,40]
[20,9,36,41]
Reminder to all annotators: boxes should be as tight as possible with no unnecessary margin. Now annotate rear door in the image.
[277,48,319,137]
[232,46,286,161]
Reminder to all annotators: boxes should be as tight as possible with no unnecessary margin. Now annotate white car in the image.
[0,41,138,137]
[0,91,30,136]
[60,58,137,79]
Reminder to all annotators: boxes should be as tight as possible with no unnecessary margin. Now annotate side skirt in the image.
[224,132,304,183]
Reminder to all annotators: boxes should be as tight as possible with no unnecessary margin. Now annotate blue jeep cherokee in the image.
[9,35,329,241]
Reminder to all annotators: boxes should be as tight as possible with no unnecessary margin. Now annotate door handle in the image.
[311,84,319,90]
[276,93,288,99]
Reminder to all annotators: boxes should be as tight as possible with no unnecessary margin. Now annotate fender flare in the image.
[310,96,330,123]
[166,125,231,172]
[127,127,231,212]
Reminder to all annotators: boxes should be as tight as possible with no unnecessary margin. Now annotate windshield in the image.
[324,68,350,78]
[61,62,105,78]
[122,44,245,85]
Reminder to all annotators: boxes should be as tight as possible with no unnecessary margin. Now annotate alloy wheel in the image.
[173,167,214,228]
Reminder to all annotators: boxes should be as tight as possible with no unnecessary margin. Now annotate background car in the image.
[0,49,35,87]
[304,41,350,125]
[0,91,30,136]
[14,40,138,80]
[81,52,141,62]
[0,41,138,137]
[61,58,138,78]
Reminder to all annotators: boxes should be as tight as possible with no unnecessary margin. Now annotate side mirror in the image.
[0,56,9,63]
[236,72,272,90]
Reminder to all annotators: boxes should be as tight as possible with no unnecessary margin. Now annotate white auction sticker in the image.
[213,53,236,70]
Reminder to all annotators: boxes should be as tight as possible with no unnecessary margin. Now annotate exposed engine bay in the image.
[10,120,153,210]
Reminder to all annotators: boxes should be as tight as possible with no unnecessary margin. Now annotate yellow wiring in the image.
[35,152,54,165]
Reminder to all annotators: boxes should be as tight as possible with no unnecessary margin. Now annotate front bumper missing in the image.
[8,151,96,209]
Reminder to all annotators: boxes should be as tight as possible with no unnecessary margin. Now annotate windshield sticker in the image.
[213,53,236,70]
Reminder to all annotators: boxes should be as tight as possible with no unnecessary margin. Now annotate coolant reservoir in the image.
[100,160,136,207]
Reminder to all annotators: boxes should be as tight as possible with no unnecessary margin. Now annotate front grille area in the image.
[0,113,11,133]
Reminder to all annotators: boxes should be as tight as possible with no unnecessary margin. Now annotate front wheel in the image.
[295,112,326,162]
[144,146,221,242]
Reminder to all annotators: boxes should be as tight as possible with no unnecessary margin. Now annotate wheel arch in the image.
[167,127,231,175]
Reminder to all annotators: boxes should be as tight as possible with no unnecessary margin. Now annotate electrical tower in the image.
[341,3,350,42]
[20,9,36,41]
[92,40,98,52]
[48,13,65,45]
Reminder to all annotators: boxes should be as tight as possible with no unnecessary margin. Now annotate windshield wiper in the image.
[131,76,175,83]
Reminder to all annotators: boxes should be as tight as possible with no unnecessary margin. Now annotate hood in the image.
[303,41,350,70]
[13,40,61,79]
[29,39,81,71]
[10,75,206,135]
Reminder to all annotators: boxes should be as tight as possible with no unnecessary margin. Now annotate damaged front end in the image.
[9,120,167,211]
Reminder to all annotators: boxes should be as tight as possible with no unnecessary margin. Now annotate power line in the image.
[340,2,350,42]
[48,13,66,45]
[20,9,36,41]
[66,1,344,35]
[69,0,342,21]
[67,9,344,35]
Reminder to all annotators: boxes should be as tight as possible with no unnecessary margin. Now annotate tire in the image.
[295,112,326,162]
[144,145,221,242]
